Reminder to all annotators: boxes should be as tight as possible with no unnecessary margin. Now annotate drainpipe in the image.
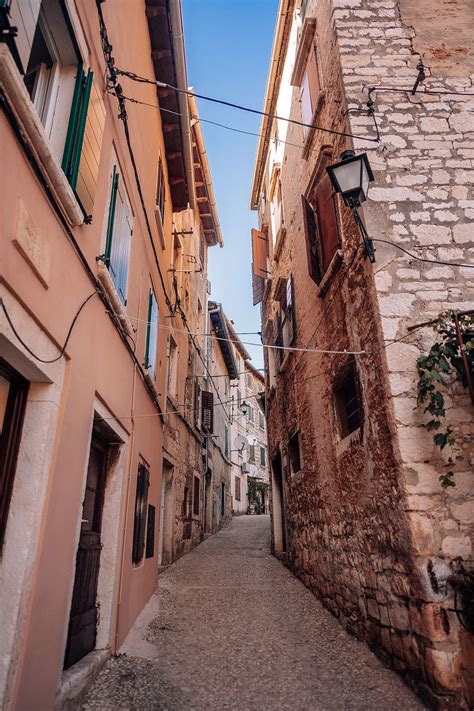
[169,0,195,209]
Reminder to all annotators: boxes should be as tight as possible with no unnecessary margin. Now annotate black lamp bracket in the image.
[349,204,376,263]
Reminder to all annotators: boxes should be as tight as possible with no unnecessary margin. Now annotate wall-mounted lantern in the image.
[327,150,376,262]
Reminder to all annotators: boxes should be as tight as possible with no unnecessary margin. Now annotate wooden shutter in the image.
[9,0,42,73]
[193,476,200,516]
[201,390,214,433]
[302,195,322,284]
[145,504,155,559]
[315,174,339,273]
[76,79,106,218]
[235,476,241,501]
[251,228,270,279]
[145,288,158,374]
[132,463,150,564]
[307,47,320,112]
[252,272,265,306]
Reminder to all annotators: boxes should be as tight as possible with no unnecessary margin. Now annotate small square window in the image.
[334,365,362,438]
[288,432,301,475]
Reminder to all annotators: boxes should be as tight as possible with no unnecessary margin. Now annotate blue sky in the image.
[182,0,278,369]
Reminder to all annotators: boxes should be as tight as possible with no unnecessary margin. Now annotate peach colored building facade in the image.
[0,0,217,707]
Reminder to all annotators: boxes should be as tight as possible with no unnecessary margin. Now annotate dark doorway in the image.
[220,482,225,518]
[64,430,108,669]
[271,452,287,554]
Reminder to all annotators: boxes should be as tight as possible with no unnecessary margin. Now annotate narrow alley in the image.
[79,516,424,711]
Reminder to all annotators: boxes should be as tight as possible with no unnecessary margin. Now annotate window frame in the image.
[144,285,158,376]
[103,155,133,305]
[0,359,29,550]
[334,364,363,439]
[132,461,150,565]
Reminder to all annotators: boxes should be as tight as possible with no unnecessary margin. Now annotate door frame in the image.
[61,398,129,667]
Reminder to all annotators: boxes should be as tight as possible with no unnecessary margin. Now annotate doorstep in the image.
[54,649,109,710]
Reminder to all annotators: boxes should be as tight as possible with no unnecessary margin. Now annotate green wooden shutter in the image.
[62,67,93,191]
[132,464,150,564]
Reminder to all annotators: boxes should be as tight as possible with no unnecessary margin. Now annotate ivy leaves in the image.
[416,311,474,489]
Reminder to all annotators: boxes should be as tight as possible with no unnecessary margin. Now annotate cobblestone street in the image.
[79,515,425,710]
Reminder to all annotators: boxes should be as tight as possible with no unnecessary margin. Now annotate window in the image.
[260,446,266,467]
[235,476,241,502]
[334,365,363,438]
[259,411,265,430]
[144,287,158,375]
[249,444,256,463]
[224,425,229,458]
[132,462,150,564]
[104,159,133,304]
[236,388,242,408]
[193,475,200,517]
[273,276,295,370]
[168,336,178,401]
[248,405,255,423]
[246,373,252,389]
[156,156,165,223]
[145,504,155,559]
[0,359,29,548]
[194,381,202,430]
[302,173,340,283]
[270,171,284,242]
[288,432,301,475]
[300,46,320,137]
[182,486,189,518]
[10,1,105,216]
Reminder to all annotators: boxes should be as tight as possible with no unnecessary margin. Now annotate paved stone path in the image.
[80,515,425,710]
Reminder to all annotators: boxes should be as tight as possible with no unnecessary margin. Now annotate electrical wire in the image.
[372,239,474,269]
[116,69,380,144]
[0,292,97,364]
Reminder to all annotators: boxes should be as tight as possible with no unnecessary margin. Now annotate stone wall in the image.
[257,0,473,707]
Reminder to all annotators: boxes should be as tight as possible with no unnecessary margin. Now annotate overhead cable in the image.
[0,293,97,364]
[116,69,380,144]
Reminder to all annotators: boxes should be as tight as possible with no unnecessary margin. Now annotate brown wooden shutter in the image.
[307,47,320,112]
[285,276,295,345]
[302,195,322,284]
[315,174,339,273]
[251,228,270,279]
[201,390,214,433]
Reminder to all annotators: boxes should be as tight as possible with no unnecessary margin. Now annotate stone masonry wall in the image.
[259,0,473,708]
[333,0,474,704]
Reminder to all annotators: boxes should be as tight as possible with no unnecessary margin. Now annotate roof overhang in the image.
[226,319,251,361]
[145,0,192,212]
[189,92,223,247]
[249,0,295,210]
[209,303,238,379]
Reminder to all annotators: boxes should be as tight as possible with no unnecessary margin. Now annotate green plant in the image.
[416,311,474,488]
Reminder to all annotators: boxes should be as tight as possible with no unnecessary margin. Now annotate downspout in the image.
[169,0,195,209]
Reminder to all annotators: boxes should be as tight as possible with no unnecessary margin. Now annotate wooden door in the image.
[64,435,107,669]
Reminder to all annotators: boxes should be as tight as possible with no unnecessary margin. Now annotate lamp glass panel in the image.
[332,159,362,195]
[361,160,370,199]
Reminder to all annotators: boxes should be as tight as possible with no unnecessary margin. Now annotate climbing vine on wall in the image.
[417,311,474,488]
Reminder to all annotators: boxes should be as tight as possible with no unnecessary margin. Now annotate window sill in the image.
[97,263,134,337]
[143,368,159,399]
[273,226,287,262]
[0,46,83,227]
[317,249,343,298]
[302,92,326,160]
[335,426,362,458]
